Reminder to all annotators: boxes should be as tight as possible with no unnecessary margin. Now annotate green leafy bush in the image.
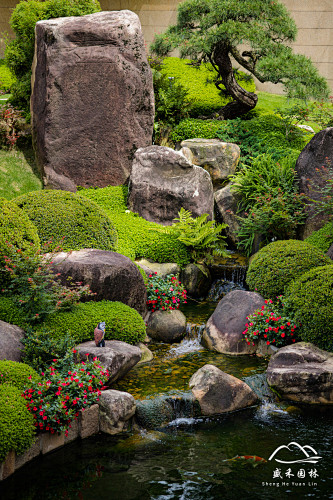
[80,186,190,267]
[14,190,117,251]
[0,360,40,391]
[284,265,333,351]
[34,300,146,344]
[0,60,16,93]
[5,0,101,119]
[0,197,40,287]
[0,384,35,462]
[305,222,333,253]
[22,331,77,373]
[171,115,310,163]
[160,57,255,117]
[242,297,299,348]
[0,296,29,328]
[246,240,331,299]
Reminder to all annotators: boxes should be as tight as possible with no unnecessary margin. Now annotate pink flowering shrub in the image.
[22,352,109,436]
[146,273,187,312]
[242,297,299,348]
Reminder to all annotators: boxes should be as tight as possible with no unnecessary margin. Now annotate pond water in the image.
[2,275,333,499]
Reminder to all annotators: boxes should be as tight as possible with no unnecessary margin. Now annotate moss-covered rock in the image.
[305,222,333,253]
[0,384,35,462]
[0,360,40,391]
[246,240,331,299]
[14,190,117,251]
[284,265,333,351]
[34,300,146,345]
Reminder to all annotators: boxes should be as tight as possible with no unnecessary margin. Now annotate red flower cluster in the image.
[242,297,299,347]
[146,273,187,312]
[22,357,109,436]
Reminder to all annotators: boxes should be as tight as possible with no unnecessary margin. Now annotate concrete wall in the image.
[1,0,332,93]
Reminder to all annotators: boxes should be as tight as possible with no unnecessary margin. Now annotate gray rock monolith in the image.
[128,146,214,225]
[31,11,154,190]
[0,320,25,362]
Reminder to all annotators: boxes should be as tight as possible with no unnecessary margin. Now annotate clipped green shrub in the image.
[305,222,333,253]
[170,119,224,143]
[5,0,101,119]
[0,360,40,391]
[284,265,333,351]
[0,60,16,93]
[14,190,117,251]
[0,384,35,462]
[80,186,190,267]
[160,57,255,117]
[0,197,40,286]
[34,300,146,344]
[0,297,28,328]
[246,240,331,299]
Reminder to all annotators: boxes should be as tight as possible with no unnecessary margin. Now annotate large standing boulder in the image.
[31,11,154,190]
[127,146,214,225]
[76,340,141,383]
[98,390,136,435]
[0,321,25,362]
[266,342,333,404]
[189,364,258,415]
[51,249,147,316]
[202,290,265,355]
[214,183,241,245]
[180,139,240,188]
[295,128,333,238]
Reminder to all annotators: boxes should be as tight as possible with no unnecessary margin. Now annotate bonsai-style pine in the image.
[151,0,330,119]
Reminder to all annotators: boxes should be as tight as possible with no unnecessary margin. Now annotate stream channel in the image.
[2,256,333,499]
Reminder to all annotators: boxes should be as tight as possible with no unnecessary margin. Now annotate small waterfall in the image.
[208,278,245,302]
[167,324,206,357]
[136,393,201,429]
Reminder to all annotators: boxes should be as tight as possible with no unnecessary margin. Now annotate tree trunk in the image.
[212,42,258,120]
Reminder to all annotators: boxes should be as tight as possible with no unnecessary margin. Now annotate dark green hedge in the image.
[0,384,35,462]
[34,300,146,345]
[0,197,40,286]
[305,222,333,253]
[160,57,255,117]
[246,239,331,299]
[80,186,190,267]
[14,190,117,252]
[0,360,40,391]
[285,265,333,351]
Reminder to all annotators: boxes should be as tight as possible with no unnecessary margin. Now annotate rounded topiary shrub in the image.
[0,197,40,286]
[0,360,41,391]
[0,297,28,329]
[35,301,146,345]
[284,265,333,351]
[0,384,35,462]
[305,222,333,253]
[14,190,117,251]
[246,240,331,299]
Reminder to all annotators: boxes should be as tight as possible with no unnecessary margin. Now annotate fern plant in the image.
[156,208,228,267]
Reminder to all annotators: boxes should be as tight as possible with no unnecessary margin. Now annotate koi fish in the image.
[225,455,267,467]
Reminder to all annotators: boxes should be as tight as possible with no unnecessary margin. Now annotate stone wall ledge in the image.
[1,389,136,482]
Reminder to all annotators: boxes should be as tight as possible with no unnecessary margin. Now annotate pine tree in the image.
[151,0,330,119]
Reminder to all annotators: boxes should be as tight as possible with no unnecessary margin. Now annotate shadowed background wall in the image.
[1,0,332,93]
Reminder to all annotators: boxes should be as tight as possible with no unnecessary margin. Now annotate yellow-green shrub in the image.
[0,360,41,391]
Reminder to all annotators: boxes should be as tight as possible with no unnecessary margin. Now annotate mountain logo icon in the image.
[268,442,322,464]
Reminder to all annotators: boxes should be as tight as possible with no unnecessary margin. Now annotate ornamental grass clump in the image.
[23,353,109,436]
[146,273,187,312]
[242,297,299,348]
